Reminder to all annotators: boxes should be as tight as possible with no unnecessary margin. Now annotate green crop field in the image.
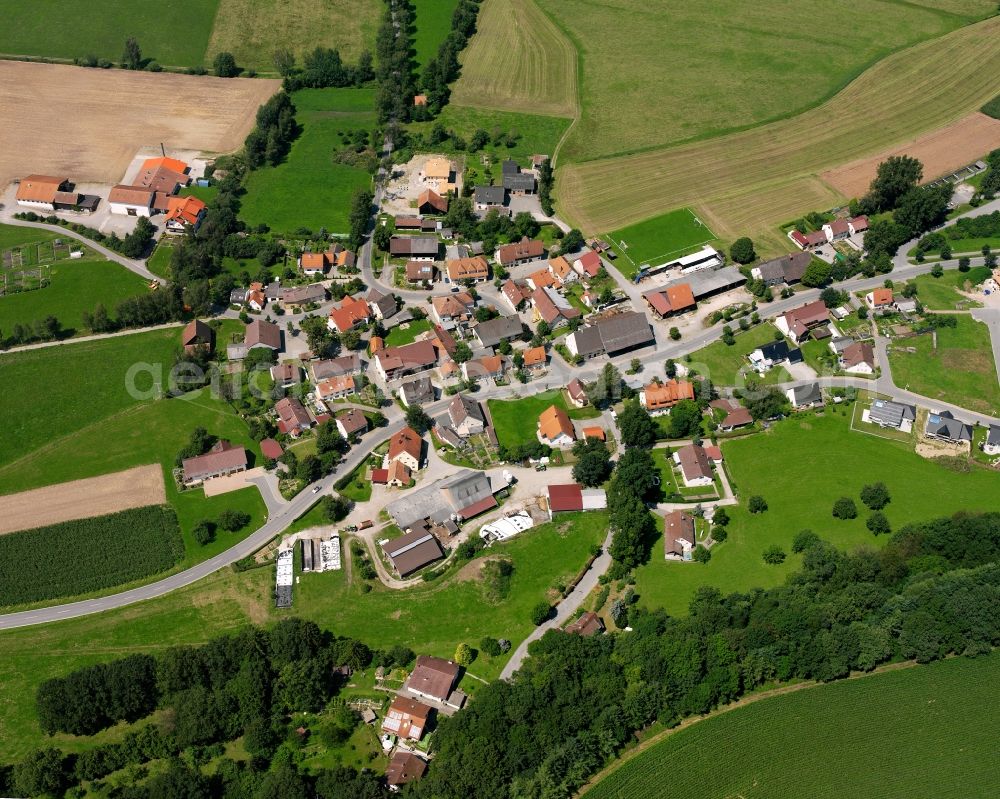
[584,653,1000,799]
[634,411,1000,615]
[607,208,718,277]
[685,324,793,387]
[206,0,380,71]
[450,0,578,118]
[241,87,375,235]
[0,0,378,71]
[555,13,1000,244]
[0,507,183,606]
[413,0,461,66]
[0,327,181,471]
[888,315,1000,415]
[0,511,606,761]
[489,389,600,449]
[0,259,149,336]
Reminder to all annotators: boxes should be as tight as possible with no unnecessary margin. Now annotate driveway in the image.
[971,308,1000,388]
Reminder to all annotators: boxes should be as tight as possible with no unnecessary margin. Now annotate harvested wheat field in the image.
[0,465,166,535]
[0,61,279,187]
[557,16,1000,243]
[450,0,578,118]
[821,112,1000,198]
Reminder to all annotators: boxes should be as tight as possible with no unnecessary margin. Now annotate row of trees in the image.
[418,0,481,115]
[412,511,1000,799]
[277,47,375,91]
[375,0,417,124]
[245,91,299,170]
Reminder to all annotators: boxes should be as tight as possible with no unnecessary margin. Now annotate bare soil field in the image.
[822,112,1000,198]
[557,16,1000,249]
[0,61,278,188]
[0,465,166,535]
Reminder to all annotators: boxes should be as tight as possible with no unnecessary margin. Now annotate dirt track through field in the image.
[0,465,166,534]
[822,112,1000,197]
[0,61,279,188]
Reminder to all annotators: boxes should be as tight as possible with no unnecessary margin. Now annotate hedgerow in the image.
[0,506,183,605]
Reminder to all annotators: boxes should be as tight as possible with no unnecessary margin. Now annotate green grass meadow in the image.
[0,0,219,66]
[686,324,792,386]
[488,390,601,449]
[0,511,606,761]
[888,315,1000,415]
[912,265,990,310]
[585,653,1000,799]
[634,411,1000,615]
[607,208,718,277]
[412,0,461,66]
[241,87,375,235]
[0,259,149,335]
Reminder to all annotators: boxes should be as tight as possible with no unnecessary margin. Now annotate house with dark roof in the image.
[270,362,301,388]
[281,283,327,307]
[374,340,439,381]
[840,341,876,375]
[390,236,439,260]
[473,185,506,210]
[983,424,1000,455]
[503,168,536,195]
[867,399,916,430]
[366,287,398,321]
[925,411,973,444]
[383,530,444,576]
[566,312,654,358]
[748,339,802,372]
[751,252,811,286]
[786,382,824,410]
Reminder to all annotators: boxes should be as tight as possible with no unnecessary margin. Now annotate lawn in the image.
[384,318,432,346]
[241,87,375,235]
[205,0,380,72]
[685,324,792,387]
[0,511,606,761]
[607,208,718,277]
[488,389,600,449]
[147,240,174,279]
[411,105,573,165]
[584,653,1000,799]
[912,265,990,310]
[412,0,461,66]
[634,411,1000,616]
[557,14,1000,243]
[0,259,149,335]
[888,315,1000,415]
[0,0,218,66]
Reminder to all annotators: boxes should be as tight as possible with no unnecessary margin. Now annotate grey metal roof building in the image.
[665,266,747,300]
[868,399,916,429]
[596,312,654,355]
[473,185,506,206]
[925,410,973,442]
[503,172,536,193]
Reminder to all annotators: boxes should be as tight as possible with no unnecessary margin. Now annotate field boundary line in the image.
[536,0,582,170]
[576,660,922,797]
